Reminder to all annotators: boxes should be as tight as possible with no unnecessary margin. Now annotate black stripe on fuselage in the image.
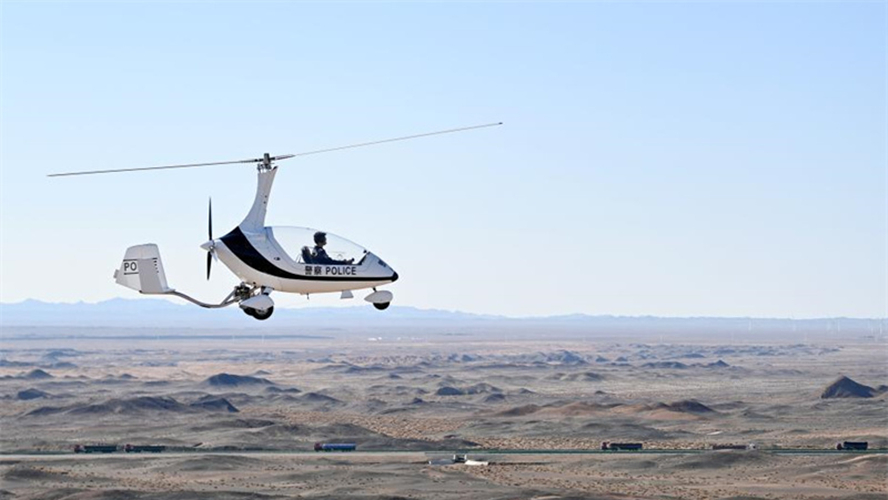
[220,227,389,282]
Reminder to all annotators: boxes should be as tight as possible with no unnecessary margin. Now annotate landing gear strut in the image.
[239,285,275,321]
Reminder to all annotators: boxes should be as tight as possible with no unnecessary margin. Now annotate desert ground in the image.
[1,322,886,499]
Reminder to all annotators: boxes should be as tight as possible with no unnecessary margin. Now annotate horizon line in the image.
[1,297,885,322]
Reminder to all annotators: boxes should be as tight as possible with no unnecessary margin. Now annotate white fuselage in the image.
[211,167,398,295]
[213,227,397,294]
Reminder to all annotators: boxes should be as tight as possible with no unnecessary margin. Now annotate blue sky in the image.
[1,1,885,318]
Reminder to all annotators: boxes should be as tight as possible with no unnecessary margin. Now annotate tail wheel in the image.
[373,302,390,311]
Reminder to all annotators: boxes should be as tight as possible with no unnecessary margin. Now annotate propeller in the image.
[45,122,503,177]
[200,197,217,280]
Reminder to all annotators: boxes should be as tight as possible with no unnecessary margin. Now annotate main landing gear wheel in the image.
[244,307,274,320]
[373,302,390,311]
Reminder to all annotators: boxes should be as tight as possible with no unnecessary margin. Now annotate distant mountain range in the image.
[0,298,496,328]
[0,298,883,334]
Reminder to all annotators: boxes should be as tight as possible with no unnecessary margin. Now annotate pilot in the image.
[312,231,354,265]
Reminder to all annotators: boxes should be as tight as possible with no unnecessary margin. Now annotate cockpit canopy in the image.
[269,226,367,265]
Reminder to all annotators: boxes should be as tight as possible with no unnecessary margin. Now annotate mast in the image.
[239,153,278,233]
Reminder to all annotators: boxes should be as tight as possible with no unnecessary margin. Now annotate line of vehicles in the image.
[72,443,357,453]
[74,444,167,453]
[70,440,870,454]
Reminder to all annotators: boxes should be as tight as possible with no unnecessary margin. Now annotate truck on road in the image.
[601,442,643,451]
[74,444,118,453]
[314,442,357,452]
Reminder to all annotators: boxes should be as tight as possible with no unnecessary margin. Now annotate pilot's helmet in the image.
[313,231,327,245]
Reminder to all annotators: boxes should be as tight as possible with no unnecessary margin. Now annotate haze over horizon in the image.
[1,2,885,319]
[2,296,885,324]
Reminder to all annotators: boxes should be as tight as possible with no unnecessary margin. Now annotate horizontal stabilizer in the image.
[113,244,172,294]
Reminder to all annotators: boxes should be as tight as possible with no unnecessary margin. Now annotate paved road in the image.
[2,448,885,458]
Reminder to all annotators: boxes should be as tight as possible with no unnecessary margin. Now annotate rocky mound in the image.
[204,373,273,387]
[548,371,604,382]
[679,352,706,359]
[706,359,730,368]
[435,383,500,396]
[821,376,878,398]
[436,386,465,396]
[76,396,187,414]
[296,392,343,408]
[190,397,239,412]
[495,404,542,417]
[642,361,688,369]
[0,359,31,367]
[483,393,507,403]
[28,395,238,416]
[546,350,587,364]
[447,353,482,362]
[666,400,715,413]
[464,383,501,394]
[264,386,301,394]
[43,361,77,369]
[367,385,428,397]
[343,365,387,374]
[26,396,185,416]
[16,388,50,400]
[22,369,53,379]
[542,401,616,416]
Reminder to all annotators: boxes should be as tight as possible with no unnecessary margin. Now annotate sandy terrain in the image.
[1,325,886,499]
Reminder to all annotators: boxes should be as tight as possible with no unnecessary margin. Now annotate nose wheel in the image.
[244,306,274,320]
[365,289,393,311]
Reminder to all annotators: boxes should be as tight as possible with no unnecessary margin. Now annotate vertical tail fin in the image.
[113,244,172,294]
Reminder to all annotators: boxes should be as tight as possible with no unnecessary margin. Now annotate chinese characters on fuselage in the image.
[305,265,358,276]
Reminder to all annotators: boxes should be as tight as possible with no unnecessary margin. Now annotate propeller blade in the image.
[206,197,214,280]
[208,197,213,240]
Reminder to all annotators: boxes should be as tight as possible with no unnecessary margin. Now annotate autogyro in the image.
[49,122,501,320]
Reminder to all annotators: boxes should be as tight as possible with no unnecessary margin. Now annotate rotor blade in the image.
[208,197,213,240]
[46,122,501,177]
[47,157,264,178]
[206,251,212,281]
[287,122,503,159]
